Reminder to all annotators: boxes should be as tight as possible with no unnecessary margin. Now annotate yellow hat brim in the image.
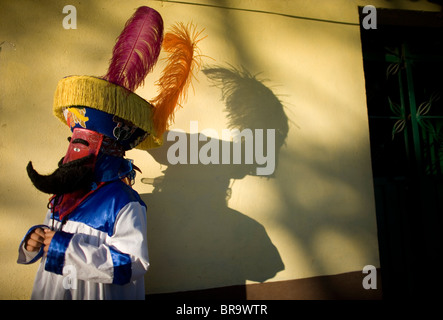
[53,75,162,150]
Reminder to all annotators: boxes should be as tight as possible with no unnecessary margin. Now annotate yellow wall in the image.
[0,0,440,299]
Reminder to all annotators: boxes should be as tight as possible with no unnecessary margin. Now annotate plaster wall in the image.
[0,0,440,299]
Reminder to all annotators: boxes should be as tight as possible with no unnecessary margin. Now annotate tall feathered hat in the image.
[52,6,203,151]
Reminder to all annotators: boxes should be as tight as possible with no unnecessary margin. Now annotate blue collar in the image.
[94,154,134,183]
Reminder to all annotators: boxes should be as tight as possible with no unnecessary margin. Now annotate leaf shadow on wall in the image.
[141,65,288,298]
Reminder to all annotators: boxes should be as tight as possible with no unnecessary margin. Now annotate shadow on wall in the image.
[141,65,288,297]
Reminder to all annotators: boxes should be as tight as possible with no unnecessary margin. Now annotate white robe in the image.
[17,182,149,300]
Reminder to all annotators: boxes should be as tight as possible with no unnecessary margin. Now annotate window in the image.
[363,22,443,177]
[360,8,443,298]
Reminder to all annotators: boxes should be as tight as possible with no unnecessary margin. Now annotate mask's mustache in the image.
[26,154,95,195]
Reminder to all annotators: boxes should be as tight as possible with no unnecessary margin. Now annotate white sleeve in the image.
[44,202,149,285]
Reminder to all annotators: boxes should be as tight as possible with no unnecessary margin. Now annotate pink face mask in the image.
[63,128,104,166]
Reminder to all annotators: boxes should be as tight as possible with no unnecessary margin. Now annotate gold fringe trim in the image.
[53,75,161,149]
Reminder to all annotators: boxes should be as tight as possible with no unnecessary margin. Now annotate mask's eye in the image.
[74,147,81,152]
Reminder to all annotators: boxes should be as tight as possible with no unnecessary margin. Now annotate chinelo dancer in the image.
[17,6,203,300]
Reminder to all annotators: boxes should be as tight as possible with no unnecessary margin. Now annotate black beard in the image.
[26,154,95,195]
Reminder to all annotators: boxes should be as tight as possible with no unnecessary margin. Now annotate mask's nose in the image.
[63,128,103,165]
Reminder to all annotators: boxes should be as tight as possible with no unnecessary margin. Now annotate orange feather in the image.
[151,23,205,138]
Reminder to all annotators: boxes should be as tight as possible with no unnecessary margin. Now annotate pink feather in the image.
[103,6,163,92]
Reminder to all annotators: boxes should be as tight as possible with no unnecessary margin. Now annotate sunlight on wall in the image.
[312,226,376,274]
